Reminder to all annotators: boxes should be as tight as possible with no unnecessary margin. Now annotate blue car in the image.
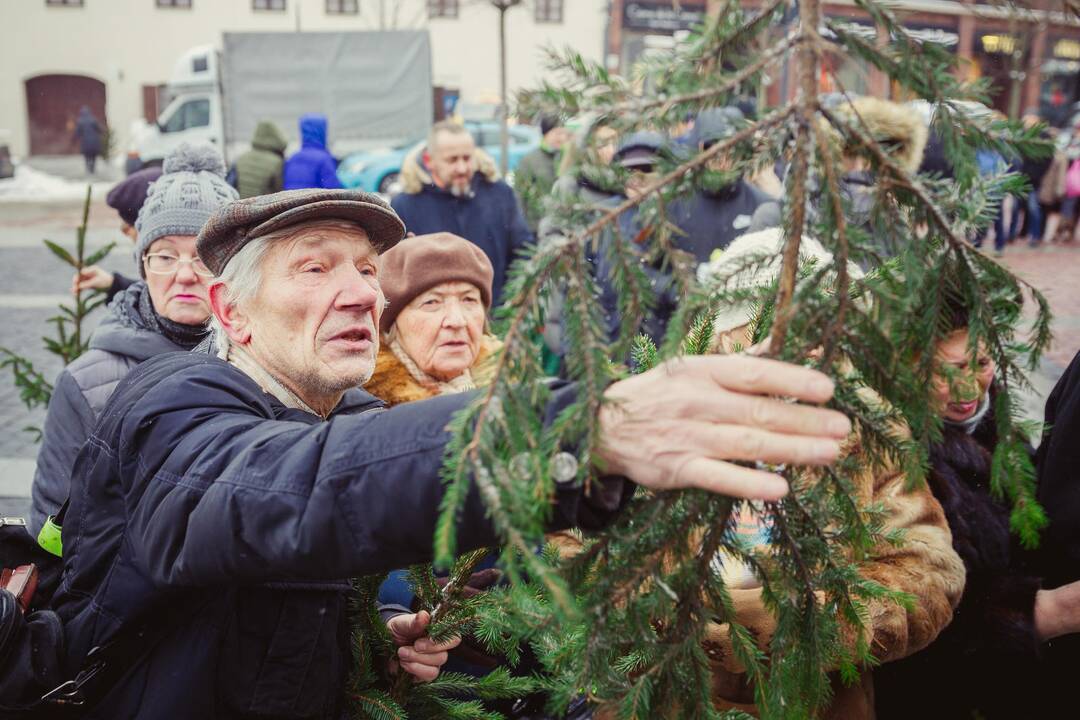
[337,121,541,193]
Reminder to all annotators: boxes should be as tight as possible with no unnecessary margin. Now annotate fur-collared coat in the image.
[702,423,964,719]
[364,334,502,407]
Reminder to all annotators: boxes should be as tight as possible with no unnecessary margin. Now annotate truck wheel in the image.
[378,173,400,195]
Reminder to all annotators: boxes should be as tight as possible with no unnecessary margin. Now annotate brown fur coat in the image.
[702,425,965,719]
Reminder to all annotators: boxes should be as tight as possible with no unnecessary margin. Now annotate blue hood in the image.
[299,113,329,150]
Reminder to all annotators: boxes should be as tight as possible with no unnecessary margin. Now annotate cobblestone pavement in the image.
[0,198,1078,515]
[0,197,133,515]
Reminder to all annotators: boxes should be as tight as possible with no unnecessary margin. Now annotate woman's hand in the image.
[596,355,851,501]
[1035,580,1080,641]
[386,610,461,682]
[71,266,114,294]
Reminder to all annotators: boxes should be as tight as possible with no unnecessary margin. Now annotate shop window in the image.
[253,0,286,11]
[535,0,563,24]
[157,0,192,6]
[326,0,358,13]
[428,0,458,19]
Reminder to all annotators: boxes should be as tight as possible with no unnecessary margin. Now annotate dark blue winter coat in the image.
[282,114,343,191]
[593,179,772,347]
[391,177,533,304]
[73,107,103,157]
[50,351,623,719]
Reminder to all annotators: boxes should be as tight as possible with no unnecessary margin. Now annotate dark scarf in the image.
[114,281,208,351]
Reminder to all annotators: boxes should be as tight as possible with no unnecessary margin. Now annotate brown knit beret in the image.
[379,233,494,333]
[197,189,405,275]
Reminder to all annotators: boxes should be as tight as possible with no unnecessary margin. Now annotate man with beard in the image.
[391,121,532,304]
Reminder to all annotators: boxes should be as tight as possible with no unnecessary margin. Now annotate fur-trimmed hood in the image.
[399,143,501,194]
[825,97,929,174]
[364,334,503,406]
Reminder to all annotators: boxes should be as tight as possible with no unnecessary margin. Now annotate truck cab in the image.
[137,46,223,167]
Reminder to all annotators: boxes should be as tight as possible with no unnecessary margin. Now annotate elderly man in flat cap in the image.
[43,190,852,719]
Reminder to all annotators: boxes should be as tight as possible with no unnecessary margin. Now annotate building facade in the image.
[1,0,608,158]
[606,0,1080,123]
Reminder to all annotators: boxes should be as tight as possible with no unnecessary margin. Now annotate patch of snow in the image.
[0,165,113,203]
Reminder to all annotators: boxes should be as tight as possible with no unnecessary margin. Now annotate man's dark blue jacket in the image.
[391,176,533,304]
[51,352,618,719]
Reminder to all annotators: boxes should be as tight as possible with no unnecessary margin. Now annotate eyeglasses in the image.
[143,252,214,277]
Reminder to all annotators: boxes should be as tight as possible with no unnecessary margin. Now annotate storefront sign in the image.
[1053,38,1080,60]
[981,34,1017,54]
[623,1,706,33]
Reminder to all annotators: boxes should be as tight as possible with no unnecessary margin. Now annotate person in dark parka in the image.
[234,120,288,199]
[514,115,569,231]
[29,144,237,536]
[1034,347,1080,709]
[670,107,775,262]
[391,120,533,304]
[874,310,1080,719]
[282,113,343,190]
[72,106,103,174]
[38,188,852,719]
[592,124,772,349]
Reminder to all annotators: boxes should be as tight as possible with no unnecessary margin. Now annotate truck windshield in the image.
[162,98,210,133]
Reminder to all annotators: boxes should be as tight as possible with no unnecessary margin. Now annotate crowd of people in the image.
[1,90,1079,720]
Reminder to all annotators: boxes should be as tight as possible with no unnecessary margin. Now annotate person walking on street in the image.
[28,143,238,536]
[392,120,533,304]
[515,115,570,231]
[1017,110,1054,246]
[38,187,851,718]
[72,106,103,175]
[672,106,775,259]
[233,120,288,198]
[283,113,343,190]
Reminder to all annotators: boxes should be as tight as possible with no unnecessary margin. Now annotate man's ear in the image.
[208,282,251,345]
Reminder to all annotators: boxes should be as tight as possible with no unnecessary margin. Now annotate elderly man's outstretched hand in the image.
[596,355,851,500]
[386,610,461,682]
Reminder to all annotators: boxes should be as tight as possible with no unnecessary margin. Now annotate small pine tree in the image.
[350,2,1053,717]
[0,186,114,440]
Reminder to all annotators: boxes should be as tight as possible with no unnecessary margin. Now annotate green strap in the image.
[38,515,63,558]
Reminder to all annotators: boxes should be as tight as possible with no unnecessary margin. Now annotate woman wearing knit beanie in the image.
[29,143,239,536]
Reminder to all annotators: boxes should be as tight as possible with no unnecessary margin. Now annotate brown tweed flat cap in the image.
[196,189,406,275]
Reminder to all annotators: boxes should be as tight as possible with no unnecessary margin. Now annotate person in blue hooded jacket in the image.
[282,113,344,190]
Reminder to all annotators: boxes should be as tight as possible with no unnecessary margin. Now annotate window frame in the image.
[252,0,287,12]
[325,0,359,14]
[427,0,459,20]
[534,0,563,24]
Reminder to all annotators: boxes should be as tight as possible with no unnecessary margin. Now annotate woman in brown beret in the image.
[365,231,502,406]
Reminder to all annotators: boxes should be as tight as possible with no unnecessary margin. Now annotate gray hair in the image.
[207,219,370,350]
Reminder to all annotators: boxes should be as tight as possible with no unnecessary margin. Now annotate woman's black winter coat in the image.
[874,401,1053,719]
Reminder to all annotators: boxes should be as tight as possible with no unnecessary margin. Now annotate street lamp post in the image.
[491,0,523,177]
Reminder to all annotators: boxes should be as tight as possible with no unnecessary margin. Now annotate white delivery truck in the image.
[137,31,433,167]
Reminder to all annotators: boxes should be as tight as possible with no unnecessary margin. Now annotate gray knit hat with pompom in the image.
[134,143,239,276]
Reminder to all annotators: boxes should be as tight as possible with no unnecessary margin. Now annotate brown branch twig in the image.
[768,0,822,356]
[811,121,852,368]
